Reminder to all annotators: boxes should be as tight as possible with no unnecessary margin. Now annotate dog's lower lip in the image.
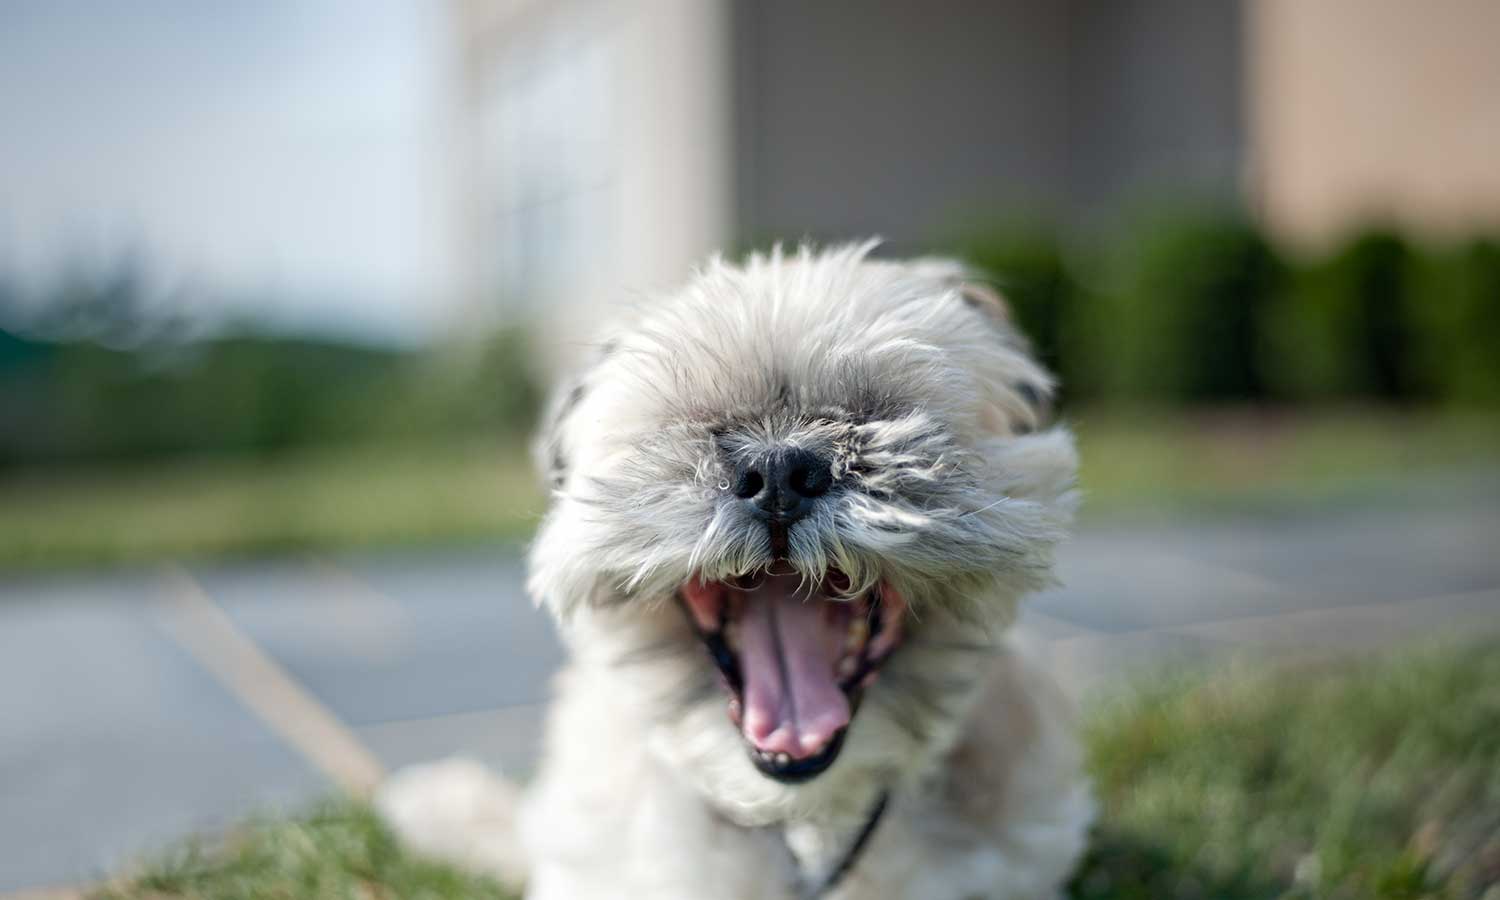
[748,727,849,784]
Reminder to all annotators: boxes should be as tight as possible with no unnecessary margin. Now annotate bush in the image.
[0,329,544,467]
[1081,208,1284,405]
[385,329,544,439]
[5,212,1497,473]
[1262,229,1426,402]
[955,212,1500,410]
[957,225,1090,400]
[1409,238,1500,407]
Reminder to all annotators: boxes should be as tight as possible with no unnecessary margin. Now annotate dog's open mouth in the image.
[679,565,906,783]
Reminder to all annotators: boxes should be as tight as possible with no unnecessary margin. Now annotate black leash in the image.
[796,790,891,899]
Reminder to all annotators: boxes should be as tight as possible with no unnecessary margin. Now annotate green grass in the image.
[93,801,516,900]
[97,641,1500,900]
[0,440,545,571]
[1073,407,1500,518]
[1,408,1496,571]
[1071,640,1500,899]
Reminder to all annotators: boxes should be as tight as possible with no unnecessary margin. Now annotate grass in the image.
[1073,407,1500,518]
[1071,640,1500,899]
[1,407,1497,571]
[0,440,545,571]
[92,801,515,900]
[96,641,1500,900]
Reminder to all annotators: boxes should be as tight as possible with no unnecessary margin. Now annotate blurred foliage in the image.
[0,441,544,570]
[0,330,540,467]
[1072,639,1500,899]
[955,209,1500,410]
[4,208,1500,471]
[94,798,516,900]
[957,224,1089,398]
[1087,209,1285,404]
[1410,238,1500,405]
[1263,229,1423,402]
[0,263,542,468]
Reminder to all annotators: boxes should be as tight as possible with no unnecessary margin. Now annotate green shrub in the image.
[0,329,544,467]
[1409,238,1500,407]
[1084,208,1285,404]
[956,214,1500,410]
[1264,229,1426,402]
[36,337,406,461]
[957,225,1090,401]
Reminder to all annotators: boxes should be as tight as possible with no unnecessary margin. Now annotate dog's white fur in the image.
[380,243,1092,899]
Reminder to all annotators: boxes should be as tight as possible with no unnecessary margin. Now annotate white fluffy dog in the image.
[380,243,1092,899]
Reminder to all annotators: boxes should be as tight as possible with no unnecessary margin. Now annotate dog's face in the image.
[529,244,1076,815]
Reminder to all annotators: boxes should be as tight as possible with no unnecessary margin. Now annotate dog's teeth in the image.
[774,753,790,767]
[837,656,858,679]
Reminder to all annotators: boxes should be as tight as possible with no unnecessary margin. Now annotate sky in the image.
[0,0,458,342]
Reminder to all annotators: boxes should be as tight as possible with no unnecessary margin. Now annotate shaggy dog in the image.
[380,243,1092,899]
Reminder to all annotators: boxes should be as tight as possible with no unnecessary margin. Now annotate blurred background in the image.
[2,1,1498,898]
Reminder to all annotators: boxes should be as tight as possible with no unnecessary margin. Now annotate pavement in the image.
[3,480,1499,896]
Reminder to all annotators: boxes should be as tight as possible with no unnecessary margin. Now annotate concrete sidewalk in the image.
[2,480,1498,895]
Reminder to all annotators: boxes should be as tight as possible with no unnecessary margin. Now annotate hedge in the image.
[3,212,1497,468]
[0,330,541,468]
[1410,237,1500,405]
[956,214,1500,409]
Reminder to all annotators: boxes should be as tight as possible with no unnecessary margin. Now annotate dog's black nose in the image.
[732,447,833,524]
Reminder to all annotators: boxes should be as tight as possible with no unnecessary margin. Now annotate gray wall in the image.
[1067,0,1246,224]
[731,0,1245,248]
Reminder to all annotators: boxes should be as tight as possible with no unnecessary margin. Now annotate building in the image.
[1249,0,1500,246]
[448,0,733,344]
[449,0,1500,342]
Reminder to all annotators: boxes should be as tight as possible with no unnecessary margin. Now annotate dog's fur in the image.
[380,243,1092,899]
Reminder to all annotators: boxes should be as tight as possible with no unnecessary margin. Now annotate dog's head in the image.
[528,243,1076,816]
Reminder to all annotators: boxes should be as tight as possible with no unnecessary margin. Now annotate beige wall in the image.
[1251,0,1500,246]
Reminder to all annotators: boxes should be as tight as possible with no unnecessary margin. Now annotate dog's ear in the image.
[958,281,1013,324]
[957,280,1054,435]
[534,380,585,490]
[532,340,614,490]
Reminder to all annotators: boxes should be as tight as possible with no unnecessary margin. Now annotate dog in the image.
[380,242,1092,899]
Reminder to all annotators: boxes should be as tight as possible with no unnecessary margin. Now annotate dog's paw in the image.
[376,756,528,890]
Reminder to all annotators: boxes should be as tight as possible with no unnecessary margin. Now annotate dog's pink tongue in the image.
[738,573,850,758]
